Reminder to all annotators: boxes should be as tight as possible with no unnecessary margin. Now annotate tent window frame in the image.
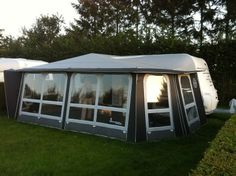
[19,73,68,122]
[178,74,200,125]
[144,74,174,132]
[66,73,132,132]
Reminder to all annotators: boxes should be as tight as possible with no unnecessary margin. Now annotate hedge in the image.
[191,115,236,176]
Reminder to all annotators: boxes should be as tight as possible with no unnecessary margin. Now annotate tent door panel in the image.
[178,75,200,128]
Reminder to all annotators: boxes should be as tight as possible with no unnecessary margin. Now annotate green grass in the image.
[0,113,231,176]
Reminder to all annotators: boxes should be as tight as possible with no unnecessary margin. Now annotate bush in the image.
[191,115,236,176]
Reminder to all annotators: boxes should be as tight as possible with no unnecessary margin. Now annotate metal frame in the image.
[143,74,174,133]
[19,73,68,122]
[65,73,132,133]
[178,74,200,125]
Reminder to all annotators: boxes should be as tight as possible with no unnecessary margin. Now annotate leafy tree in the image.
[213,0,236,41]
[21,14,64,60]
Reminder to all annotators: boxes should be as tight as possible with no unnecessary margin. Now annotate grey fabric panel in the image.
[18,114,62,129]
[65,122,126,140]
[61,73,71,129]
[190,74,207,124]
[0,83,6,112]
[127,74,136,142]
[4,70,23,118]
[169,75,189,136]
[147,130,175,141]
[135,74,147,142]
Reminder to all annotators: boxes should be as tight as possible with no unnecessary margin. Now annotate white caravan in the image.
[0,58,48,82]
[192,57,219,114]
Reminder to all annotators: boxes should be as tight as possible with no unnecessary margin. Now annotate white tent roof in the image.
[20,53,206,73]
[0,58,48,82]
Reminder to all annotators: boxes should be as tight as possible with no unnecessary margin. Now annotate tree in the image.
[0,29,4,47]
[213,0,236,41]
[21,14,64,60]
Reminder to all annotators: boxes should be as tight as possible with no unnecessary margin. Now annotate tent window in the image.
[42,74,66,102]
[179,75,199,124]
[148,112,171,127]
[144,75,173,131]
[22,102,39,113]
[180,76,194,104]
[70,74,97,105]
[69,107,94,121]
[20,73,67,119]
[67,73,131,130]
[41,104,62,117]
[68,74,97,121]
[97,110,126,126]
[98,75,129,108]
[23,74,42,99]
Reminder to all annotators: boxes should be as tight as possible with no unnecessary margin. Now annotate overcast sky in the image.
[0,0,78,38]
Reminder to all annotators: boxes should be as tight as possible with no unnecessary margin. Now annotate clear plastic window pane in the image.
[146,75,169,109]
[97,110,125,126]
[148,112,171,127]
[41,104,62,117]
[180,76,194,105]
[22,102,39,113]
[69,107,94,121]
[70,74,97,105]
[186,106,198,121]
[23,74,42,99]
[42,74,66,102]
[98,74,129,108]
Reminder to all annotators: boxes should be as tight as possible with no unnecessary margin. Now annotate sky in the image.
[0,0,78,38]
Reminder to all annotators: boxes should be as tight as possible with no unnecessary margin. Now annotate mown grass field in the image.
[0,113,231,176]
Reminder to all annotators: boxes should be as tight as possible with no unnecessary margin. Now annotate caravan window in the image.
[144,75,173,131]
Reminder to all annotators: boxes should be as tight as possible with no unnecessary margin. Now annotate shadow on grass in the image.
[0,113,231,176]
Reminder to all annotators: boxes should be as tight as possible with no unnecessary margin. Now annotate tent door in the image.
[178,75,200,126]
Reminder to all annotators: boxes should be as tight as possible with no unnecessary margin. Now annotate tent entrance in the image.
[178,75,200,126]
[143,74,174,139]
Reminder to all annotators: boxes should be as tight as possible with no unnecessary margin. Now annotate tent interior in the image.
[4,53,218,142]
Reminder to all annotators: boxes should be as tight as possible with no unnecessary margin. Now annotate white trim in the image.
[96,106,127,112]
[22,98,41,103]
[144,74,174,133]
[147,108,171,114]
[93,74,100,125]
[20,111,39,117]
[178,75,200,126]
[40,100,64,106]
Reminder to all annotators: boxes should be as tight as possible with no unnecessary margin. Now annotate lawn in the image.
[0,113,231,176]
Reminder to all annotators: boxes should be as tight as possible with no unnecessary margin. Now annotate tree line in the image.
[0,0,236,104]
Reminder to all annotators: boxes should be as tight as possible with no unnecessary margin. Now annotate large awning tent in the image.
[0,58,47,112]
[4,53,218,142]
